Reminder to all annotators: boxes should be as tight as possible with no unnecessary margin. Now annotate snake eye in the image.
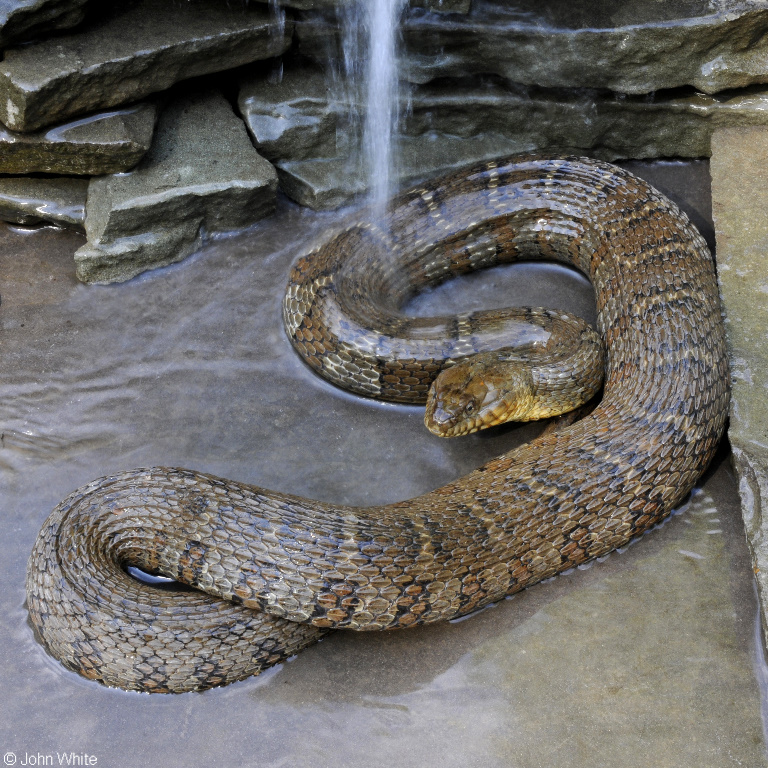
[465,402,475,413]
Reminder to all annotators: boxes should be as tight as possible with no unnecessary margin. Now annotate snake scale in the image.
[26,156,730,693]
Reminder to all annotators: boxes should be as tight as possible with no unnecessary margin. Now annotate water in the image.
[339,0,407,219]
[361,0,407,218]
[0,192,764,764]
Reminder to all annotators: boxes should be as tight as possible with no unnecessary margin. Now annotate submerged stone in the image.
[75,91,277,284]
[711,125,768,649]
[298,0,768,95]
[0,0,292,132]
[0,176,87,230]
[0,102,157,175]
[0,0,88,47]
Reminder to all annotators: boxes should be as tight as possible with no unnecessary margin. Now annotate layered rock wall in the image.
[3,0,768,276]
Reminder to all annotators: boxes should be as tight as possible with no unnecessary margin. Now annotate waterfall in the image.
[341,0,407,219]
[362,0,407,218]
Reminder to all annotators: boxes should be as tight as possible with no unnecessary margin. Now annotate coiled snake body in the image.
[26,156,730,693]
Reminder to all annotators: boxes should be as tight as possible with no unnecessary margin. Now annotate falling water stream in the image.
[340,0,407,218]
[360,0,407,217]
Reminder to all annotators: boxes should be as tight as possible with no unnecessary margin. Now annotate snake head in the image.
[424,353,535,438]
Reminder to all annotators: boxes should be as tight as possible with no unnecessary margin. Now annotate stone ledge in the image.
[0,102,157,175]
[297,0,768,95]
[0,0,292,132]
[0,177,87,230]
[0,0,88,48]
[711,125,768,647]
[243,66,768,208]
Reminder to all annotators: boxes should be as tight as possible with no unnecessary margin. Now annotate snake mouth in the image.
[424,401,484,437]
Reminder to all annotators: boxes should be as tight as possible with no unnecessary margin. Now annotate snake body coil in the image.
[26,156,730,693]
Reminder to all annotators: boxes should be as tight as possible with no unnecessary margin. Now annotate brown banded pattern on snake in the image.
[26,156,730,693]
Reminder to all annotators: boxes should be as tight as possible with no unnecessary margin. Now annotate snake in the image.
[26,155,730,693]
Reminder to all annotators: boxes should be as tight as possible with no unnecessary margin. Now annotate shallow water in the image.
[0,161,765,767]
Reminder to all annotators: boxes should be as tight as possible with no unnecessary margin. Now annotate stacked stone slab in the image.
[239,63,768,209]
[230,0,768,209]
[0,177,87,229]
[0,0,89,48]
[5,0,768,273]
[0,103,158,175]
[75,91,278,284]
[0,0,292,131]
[0,0,290,280]
[297,0,768,94]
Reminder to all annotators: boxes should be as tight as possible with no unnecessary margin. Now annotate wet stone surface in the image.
[298,0,768,94]
[711,125,768,649]
[75,90,277,284]
[0,162,765,766]
[0,0,292,132]
[242,65,768,209]
[0,102,157,176]
[0,176,86,230]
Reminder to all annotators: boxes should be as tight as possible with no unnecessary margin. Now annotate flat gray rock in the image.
[0,102,157,175]
[0,0,88,47]
[274,135,505,209]
[75,90,277,284]
[239,67,345,163]
[407,84,768,159]
[711,125,768,649]
[245,66,768,208]
[298,0,768,95]
[0,176,86,229]
[0,0,292,132]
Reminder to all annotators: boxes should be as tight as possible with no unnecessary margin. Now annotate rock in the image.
[407,83,768,160]
[243,66,768,208]
[274,134,504,209]
[277,0,468,11]
[411,0,471,13]
[239,67,346,163]
[0,102,157,175]
[711,125,768,649]
[0,176,87,229]
[0,0,88,48]
[275,157,367,210]
[75,90,277,284]
[297,0,768,95]
[0,0,292,132]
